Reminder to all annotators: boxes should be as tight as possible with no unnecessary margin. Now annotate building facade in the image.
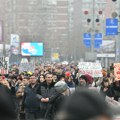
[0,0,74,61]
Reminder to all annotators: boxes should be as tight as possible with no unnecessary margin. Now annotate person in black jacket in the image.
[45,81,68,120]
[113,81,120,101]
[22,74,40,120]
[0,83,17,120]
[37,73,56,118]
[56,88,112,120]
[100,78,114,99]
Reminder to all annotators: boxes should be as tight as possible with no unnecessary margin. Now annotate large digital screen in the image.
[21,42,44,56]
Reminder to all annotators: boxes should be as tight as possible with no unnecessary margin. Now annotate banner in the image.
[10,34,20,55]
[0,69,8,74]
[51,53,60,61]
[19,63,34,73]
[0,57,9,74]
[78,62,102,77]
[114,63,120,81]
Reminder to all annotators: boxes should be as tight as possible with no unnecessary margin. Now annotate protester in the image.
[65,76,75,94]
[56,88,112,120]
[77,75,90,88]
[16,78,29,120]
[113,80,120,101]
[37,73,56,118]
[0,82,17,120]
[100,78,114,99]
[37,74,45,83]
[0,62,119,120]
[45,81,68,120]
[22,74,40,120]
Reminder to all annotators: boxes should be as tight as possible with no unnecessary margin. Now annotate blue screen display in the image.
[21,42,44,56]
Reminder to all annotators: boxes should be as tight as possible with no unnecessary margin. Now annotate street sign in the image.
[83,33,91,48]
[106,18,118,36]
[94,33,102,49]
[51,53,60,62]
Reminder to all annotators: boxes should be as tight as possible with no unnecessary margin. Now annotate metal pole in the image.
[118,0,120,62]
[116,1,120,62]
[91,0,95,53]
[2,21,5,57]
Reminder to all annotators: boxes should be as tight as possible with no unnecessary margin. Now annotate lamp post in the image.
[91,0,95,53]
[115,0,120,62]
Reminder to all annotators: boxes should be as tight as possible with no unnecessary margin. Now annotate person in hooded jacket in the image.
[45,81,68,120]
[56,88,113,120]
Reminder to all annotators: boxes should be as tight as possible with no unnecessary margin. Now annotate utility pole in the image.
[118,0,120,62]
[91,0,95,53]
[115,0,120,62]
[2,21,5,57]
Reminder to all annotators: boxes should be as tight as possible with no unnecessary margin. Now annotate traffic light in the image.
[84,11,89,15]
[112,12,118,18]
[98,11,103,15]
[87,18,91,23]
[96,18,100,22]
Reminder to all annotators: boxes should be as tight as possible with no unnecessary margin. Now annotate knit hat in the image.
[61,88,112,120]
[55,81,68,93]
[65,71,71,77]
[79,74,93,84]
[84,74,93,84]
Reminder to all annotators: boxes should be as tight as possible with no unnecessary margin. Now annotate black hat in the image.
[61,88,112,120]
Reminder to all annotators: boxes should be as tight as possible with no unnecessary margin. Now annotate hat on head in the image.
[79,75,88,82]
[55,81,68,93]
[84,74,93,84]
[79,74,93,84]
[61,88,112,120]
[65,71,71,77]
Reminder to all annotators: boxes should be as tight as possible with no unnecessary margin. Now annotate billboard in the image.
[21,42,44,56]
[0,21,3,42]
[96,40,115,53]
[10,34,20,55]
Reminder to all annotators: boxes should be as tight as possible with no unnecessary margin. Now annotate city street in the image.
[0,0,120,120]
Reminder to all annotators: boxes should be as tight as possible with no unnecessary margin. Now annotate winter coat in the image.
[100,85,114,98]
[0,84,17,120]
[66,81,75,94]
[16,84,26,111]
[22,84,40,113]
[66,81,75,88]
[45,92,66,120]
[113,82,120,101]
[37,81,56,110]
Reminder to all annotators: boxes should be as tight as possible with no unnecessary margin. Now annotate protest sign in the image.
[10,34,20,55]
[19,63,34,73]
[0,57,9,74]
[78,62,102,77]
[0,69,8,74]
[114,63,120,81]
[106,96,120,107]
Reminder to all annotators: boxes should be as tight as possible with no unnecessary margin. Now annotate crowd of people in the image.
[0,63,119,120]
